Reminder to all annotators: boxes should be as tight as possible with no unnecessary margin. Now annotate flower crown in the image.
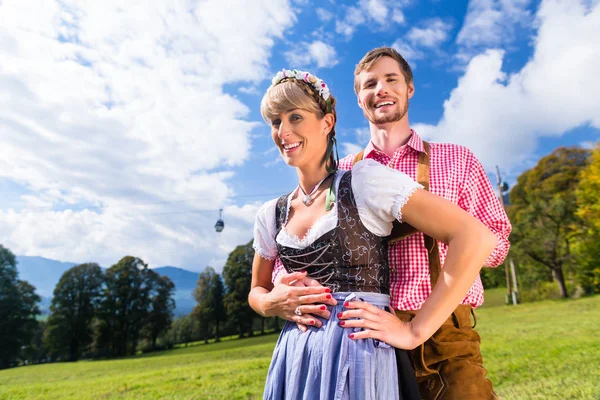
[270,69,331,101]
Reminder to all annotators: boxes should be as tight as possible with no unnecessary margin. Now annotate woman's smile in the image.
[282,141,302,152]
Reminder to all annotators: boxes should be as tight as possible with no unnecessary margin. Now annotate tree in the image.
[575,142,600,294]
[44,263,103,361]
[143,271,176,349]
[577,142,600,230]
[193,267,226,342]
[23,320,49,365]
[0,244,41,369]
[96,256,151,356]
[508,147,590,298]
[167,315,198,347]
[222,240,256,338]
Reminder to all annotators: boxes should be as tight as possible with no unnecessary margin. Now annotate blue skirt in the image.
[263,292,400,400]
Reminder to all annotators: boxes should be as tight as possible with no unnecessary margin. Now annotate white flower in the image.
[272,71,284,86]
[269,68,331,103]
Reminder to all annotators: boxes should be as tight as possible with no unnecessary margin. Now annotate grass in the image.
[480,287,511,308]
[1,294,598,399]
[477,292,600,399]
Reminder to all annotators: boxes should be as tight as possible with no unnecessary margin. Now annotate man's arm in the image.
[458,151,512,267]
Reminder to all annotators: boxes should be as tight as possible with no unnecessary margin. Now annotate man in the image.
[263,47,511,399]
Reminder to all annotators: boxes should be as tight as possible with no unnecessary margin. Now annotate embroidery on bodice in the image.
[275,172,389,294]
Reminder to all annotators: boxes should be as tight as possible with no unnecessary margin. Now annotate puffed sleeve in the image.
[351,159,423,236]
[253,199,279,260]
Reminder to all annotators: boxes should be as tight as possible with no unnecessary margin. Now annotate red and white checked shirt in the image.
[272,131,511,310]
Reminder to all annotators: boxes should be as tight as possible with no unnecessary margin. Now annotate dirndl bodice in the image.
[275,171,389,294]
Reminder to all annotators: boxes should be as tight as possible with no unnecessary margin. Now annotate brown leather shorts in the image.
[395,305,498,400]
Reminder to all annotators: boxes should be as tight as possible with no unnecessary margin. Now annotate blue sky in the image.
[1,0,599,272]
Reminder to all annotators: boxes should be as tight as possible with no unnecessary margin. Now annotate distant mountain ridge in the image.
[15,256,201,315]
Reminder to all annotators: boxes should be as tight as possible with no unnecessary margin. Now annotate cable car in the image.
[214,209,224,233]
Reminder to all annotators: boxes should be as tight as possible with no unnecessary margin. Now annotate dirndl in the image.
[263,292,400,400]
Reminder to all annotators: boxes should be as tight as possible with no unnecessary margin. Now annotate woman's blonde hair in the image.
[260,80,336,125]
[261,78,338,171]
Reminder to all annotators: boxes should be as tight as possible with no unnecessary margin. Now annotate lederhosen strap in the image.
[352,142,441,287]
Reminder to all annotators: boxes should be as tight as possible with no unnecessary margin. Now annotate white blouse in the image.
[253,159,423,260]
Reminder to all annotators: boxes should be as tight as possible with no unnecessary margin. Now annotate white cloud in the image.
[338,127,371,157]
[413,0,600,176]
[341,142,364,156]
[391,41,424,66]
[352,127,371,144]
[223,203,263,225]
[285,40,338,68]
[0,0,296,271]
[239,86,260,95]
[336,0,406,38]
[391,19,451,67]
[392,8,406,24]
[309,41,339,68]
[316,8,334,22]
[580,140,599,149]
[366,0,388,24]
[456,0,532,56]
[407,19,452,48]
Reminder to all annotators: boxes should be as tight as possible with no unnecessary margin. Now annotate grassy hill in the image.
[1,293,598,399]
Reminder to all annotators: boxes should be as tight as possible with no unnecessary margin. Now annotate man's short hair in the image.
[354,47,413,94]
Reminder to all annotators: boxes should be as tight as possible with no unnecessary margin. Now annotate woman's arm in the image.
[400,189,497,345]
[340,189,497,349]
[248,253,335,326]
[248,253,276,316]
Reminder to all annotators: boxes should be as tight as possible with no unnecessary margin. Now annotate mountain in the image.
[15,257,201,316]
[153,266,200,315]
[153,266,199,291]
[16,256,77,298]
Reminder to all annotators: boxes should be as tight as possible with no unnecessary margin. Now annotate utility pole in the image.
[495,166,518,305]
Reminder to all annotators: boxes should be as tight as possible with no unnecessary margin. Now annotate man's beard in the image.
[368,97,409,125]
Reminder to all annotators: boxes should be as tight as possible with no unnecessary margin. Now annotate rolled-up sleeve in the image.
[458,153,512,267]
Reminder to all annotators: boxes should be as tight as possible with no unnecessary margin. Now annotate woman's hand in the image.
[338,300,424,350]
[262,271,338,330]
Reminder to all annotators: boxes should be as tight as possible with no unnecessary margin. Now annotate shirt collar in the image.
[363,129,426,159]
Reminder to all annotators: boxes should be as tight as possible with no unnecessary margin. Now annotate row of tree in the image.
[0,249,176,368]
[1,239,276,369]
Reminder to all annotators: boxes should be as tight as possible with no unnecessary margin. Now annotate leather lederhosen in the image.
[353,143,497,400]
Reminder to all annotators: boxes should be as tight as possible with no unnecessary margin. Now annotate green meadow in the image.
[1,290,598,400]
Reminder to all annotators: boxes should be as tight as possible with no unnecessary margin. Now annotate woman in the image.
[248,69,497,400]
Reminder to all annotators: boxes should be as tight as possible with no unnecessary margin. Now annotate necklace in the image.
[298,173,332,206]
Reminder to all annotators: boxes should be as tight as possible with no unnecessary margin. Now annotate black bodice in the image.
[275,172,389,294]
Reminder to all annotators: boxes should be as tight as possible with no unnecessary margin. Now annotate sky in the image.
[1,0,599,272]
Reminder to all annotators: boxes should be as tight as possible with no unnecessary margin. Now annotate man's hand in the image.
[264,272,337,331]
[338,301,423,350]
